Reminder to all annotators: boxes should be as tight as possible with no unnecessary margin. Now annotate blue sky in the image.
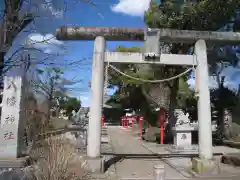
[3,0,240,106]
[4,0,150,106]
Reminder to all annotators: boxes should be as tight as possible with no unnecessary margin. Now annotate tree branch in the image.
[5,13,33,50]
[1,1,33,54]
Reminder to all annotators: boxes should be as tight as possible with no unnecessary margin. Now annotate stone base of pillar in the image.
[0,157,28,172]
[191,158,220,176]
[86,156,104,173]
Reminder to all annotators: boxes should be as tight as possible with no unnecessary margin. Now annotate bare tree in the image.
[0,1,33,81]
[0,0,95,82]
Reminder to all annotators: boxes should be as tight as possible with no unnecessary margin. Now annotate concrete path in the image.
[106,126,187,179]
[104,125,240,180]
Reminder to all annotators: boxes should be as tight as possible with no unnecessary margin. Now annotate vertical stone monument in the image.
[0,76,26,158]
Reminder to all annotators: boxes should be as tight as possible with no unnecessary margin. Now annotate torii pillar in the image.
[55,27,240,172]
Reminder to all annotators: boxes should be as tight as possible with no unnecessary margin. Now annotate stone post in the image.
[0,76,26,158]
[87,37,105,157]
[195,40,213,159]
[154,164,165,180]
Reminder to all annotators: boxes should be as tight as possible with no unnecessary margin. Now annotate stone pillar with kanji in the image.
[0,76,26,158]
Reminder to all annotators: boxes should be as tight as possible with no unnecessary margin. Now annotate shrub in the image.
[28,136,90,180]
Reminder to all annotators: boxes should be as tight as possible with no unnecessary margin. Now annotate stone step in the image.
[0,158,28,169]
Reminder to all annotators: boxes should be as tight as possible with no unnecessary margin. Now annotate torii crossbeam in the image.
[56,26,240,172]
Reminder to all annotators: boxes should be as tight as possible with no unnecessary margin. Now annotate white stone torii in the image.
[56,27,240,171]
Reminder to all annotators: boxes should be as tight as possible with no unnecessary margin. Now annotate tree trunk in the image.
[217,107,224,138]
[0,20,6,89]
[168,78,179,127]
[223,108,233,139]
[47,96,53,126]
[217,76,228,139]
[165,78,179,143]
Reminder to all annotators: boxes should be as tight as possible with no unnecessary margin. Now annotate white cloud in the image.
[111,0,151,17]
[82,96,89,100]
[26,33,64,54]
[80,95,91,107]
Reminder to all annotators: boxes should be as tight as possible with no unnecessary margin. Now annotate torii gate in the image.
[56,27,240,171]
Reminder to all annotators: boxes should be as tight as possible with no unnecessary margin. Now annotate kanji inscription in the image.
[4,131,14,140]
[4,115,15,124]
[6,82,13,90]
[181,134,187,140]
[6,96,16,106]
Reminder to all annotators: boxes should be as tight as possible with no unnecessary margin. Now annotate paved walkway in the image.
[104,125,240,180]
[107,126,187,179]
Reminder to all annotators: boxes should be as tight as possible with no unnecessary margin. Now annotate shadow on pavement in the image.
[104,155,123,172]
[102,152,223,159]
[103,153,165,172]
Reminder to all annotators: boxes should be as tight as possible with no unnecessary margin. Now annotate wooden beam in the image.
[104,52,197,66]
[56,26,240,44]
